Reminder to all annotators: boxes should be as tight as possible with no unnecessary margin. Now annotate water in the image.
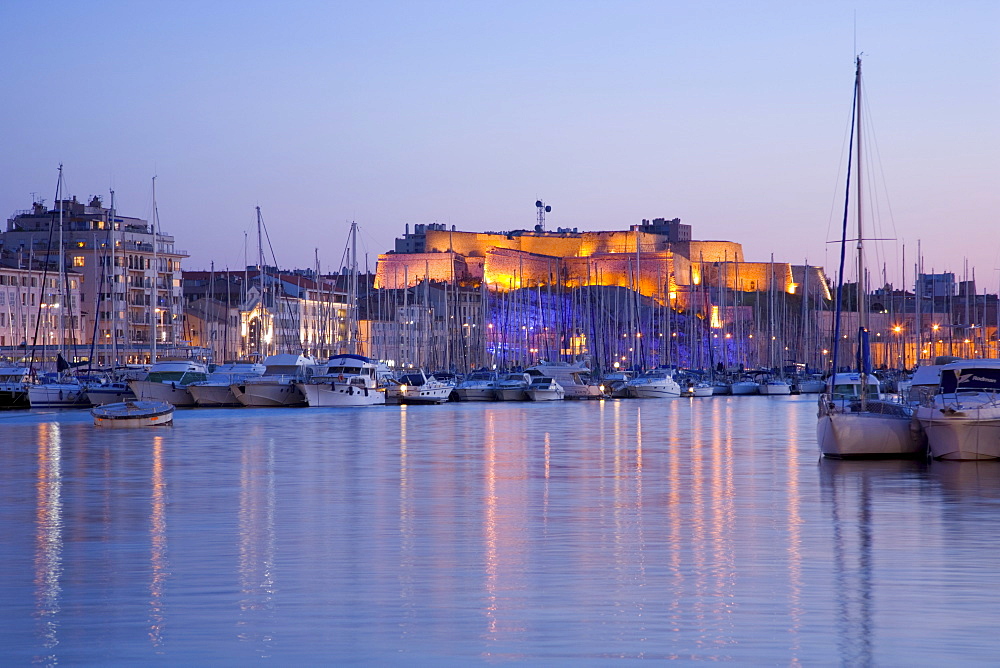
[2,396,1000,664]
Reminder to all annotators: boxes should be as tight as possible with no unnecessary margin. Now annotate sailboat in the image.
[816,57,925,458]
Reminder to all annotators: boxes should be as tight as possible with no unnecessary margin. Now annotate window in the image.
[73,256,85,267]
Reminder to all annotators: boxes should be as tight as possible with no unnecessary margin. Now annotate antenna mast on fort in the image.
[535,199,551,232]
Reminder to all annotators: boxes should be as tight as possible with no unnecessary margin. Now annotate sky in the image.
[1,1,997,288]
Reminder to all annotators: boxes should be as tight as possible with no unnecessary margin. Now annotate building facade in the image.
[3,196,189,364]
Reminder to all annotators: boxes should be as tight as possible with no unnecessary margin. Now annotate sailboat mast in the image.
[855,57,867,334]
[350,221,358,355]
[56,165,66,360]
[151,176,158,363]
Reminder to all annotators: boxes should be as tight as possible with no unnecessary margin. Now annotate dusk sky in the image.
[2,1,997,288]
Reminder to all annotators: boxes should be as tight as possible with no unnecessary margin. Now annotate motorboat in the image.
[0,366,32,409]
[231,354,317,407]
[625,369,681,399]
[188,360,267,407]
[916,359,1000,460]
[453,370,499,402]
[92,400,174,428]
[494,372,532,401]
[817,372,924,458]
[527,362,604,399]
[388,370,455,405]
[525,376,565,401]
[297,354,388,407]
[129,360,210,407]
[601,370,634,398]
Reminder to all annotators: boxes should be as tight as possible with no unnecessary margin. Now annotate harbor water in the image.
[2,395,999,664]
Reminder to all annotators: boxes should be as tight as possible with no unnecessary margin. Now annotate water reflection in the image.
[149,436,168,648]
[237,425,276,654]
[34,422,63,664]
[818,457,927,666]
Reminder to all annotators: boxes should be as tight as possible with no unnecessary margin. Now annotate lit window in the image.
[73,256,85,267]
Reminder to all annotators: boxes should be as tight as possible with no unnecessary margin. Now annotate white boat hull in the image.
[86,386,135,406]
[129,380,198,407]
[299,382,385,407]
[917,409,1000,460]
[454,387,497,402]
[398,387,452,405]
[526,388,565,401]
[563,385,604,400]
[758,382,792,395]
[628,385,680,399]
[817,411,925,457]
[28,383,90,408]
[730,382,758,396]
[495,388,527,401]
[188,384,242,407]
[232,382,307,407]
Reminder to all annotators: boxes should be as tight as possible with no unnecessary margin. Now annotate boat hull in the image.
[299,382,386,407]
[526,389,565,401]
[730,382,758,396]
[627,385,680,399]
[817,411,925,458]
[92,400,174,428]
[28,383,90,408]
[129,380,198,407]
[917,409,1000,460]
[454,387,497,402]
[86,386,136,406]
[494,388,527,401]
[188,384,242,407]
[0,385,30,409]
[232,382,307,407]
[398,388,452,405]
[758,382,792,396]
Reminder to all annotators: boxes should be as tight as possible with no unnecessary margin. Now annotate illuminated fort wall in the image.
[374,229,824,302]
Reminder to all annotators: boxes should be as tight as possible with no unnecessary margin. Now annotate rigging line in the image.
[860,75,903,287]
[830,61,859,377]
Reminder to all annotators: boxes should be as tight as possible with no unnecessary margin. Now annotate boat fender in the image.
[59,390,63,400]
[171,382,176,390]
[364,388,368,397]
[348,386,354,395]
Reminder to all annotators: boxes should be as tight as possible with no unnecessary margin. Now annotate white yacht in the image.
[916,359,1000,460]
[494,372,532,401]
[453,370,499,402]
[128,360,210,407]
[525,376,565,401]
[232,354,317,407]
[817,372,924,458]
[528,362,604,399]
[188,361,267,407]
[625,369,681,399]
[298,354,387,407]
[388,370,455,405]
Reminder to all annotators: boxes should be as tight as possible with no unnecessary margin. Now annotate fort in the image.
[374,218,830,307]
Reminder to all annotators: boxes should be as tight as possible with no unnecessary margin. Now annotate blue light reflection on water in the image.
[2,397,1000,663]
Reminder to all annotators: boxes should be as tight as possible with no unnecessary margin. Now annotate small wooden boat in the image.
[92,400,174,428]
